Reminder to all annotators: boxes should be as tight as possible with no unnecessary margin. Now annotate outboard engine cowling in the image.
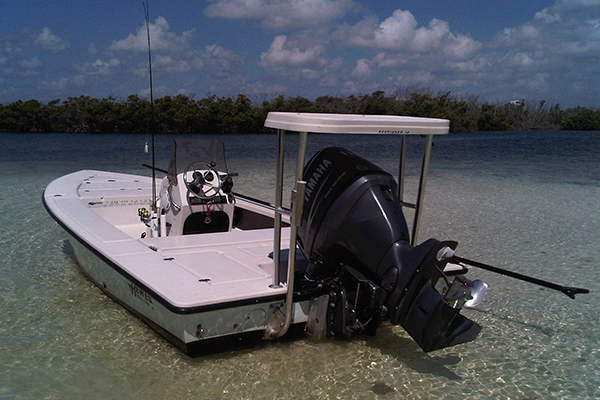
[299,147,410,267]
[298,147,481,352]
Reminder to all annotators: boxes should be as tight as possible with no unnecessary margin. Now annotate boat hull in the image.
[44,170,308,355]
[70,233,289,353]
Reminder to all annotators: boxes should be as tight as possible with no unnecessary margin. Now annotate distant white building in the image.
[509,100,523,106]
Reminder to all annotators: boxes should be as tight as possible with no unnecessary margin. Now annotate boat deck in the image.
[135,228,289,308]
[45,170,289,310]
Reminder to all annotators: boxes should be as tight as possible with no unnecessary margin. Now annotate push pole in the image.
[453,256,590,299]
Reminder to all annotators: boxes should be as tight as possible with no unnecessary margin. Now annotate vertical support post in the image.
[397,135,407,201]
[271,129,286,288]
[411,134,433,246]
[283,130,308,288]
[296,131,308,181]
[266,131,308,339]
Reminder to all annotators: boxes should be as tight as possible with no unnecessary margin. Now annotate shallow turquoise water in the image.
[1,130,599,399]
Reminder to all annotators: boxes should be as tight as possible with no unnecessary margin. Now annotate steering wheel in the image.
[183,161,223,199]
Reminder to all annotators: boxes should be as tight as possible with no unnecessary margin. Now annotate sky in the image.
[1,0,599,108]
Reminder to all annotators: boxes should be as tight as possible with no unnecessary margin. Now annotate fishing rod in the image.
[144,0,157,215]
[142,163,168,174]
[452,255,590,299]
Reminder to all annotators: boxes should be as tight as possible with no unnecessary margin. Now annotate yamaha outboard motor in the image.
[298,147,481,352]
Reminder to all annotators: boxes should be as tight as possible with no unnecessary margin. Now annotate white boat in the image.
[44,112,487,355]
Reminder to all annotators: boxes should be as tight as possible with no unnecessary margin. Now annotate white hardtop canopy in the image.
[264,112,449,135]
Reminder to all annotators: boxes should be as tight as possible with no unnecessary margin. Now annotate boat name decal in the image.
[128,282,154,309]
[87,199,150,208]
[304,159,332,202]
[378,129,411,134]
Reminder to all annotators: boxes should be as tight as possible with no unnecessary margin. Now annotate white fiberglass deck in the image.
[136,229,289,307]
[45,170,288,310]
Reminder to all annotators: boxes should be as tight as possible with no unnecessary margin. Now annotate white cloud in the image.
[446,58,489,73]
[372,52,408,68]
[204,44,242,67]
[250,83,289,94]
[76,58,121,76]
[18,57,42,69]
[497,25,542,49]
[35,28,70,52]
[110,17,195,52]
[258,35,342,89]
[259,35,324,67]
[336,9,481,60]
[136,44,244,77]
[42,75,86,90]
[493,0,600,55]
[4,0,600,108]
[352,58,371,77]
[197,45,244,78]
[412,19,449,52]
[510,52,535,66]
[534,8,561,23]
[139,85,169,98]
[155,55,191,72]
[442,33,483,60]
[103,19,245,90]
[336,1,600,106]
[435,0,600,105]
[553,0,600,9]
[342,80,360,93]
[409,71,434,85]
[204,0,357,29]
[371,10,418,49]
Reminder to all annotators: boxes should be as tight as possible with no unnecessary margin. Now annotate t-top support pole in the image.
[267,130,308,339]
[272,129,286,288]
[411,134,433,246]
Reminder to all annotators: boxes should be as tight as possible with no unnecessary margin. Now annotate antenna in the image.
[143,0,157,214]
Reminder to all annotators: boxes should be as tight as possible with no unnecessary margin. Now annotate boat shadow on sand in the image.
[61,240,78,264]
[362,325,463,381]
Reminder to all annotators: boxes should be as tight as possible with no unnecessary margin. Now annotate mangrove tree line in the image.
[1,90,598,133]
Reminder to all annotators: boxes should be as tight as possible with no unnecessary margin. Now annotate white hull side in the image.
[67,229,310,353]
[45,170,309,354]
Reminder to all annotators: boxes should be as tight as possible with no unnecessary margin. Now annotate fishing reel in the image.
[138,207,151,226]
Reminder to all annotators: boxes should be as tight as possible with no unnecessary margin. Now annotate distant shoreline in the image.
[2,90,599,133]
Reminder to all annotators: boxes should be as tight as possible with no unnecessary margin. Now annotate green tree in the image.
[477,104,511,131]
[121,95,150,133]
[0,89,592,134]
[357,91,397,115]
[560,107,600,130]
[314,96,346,113]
